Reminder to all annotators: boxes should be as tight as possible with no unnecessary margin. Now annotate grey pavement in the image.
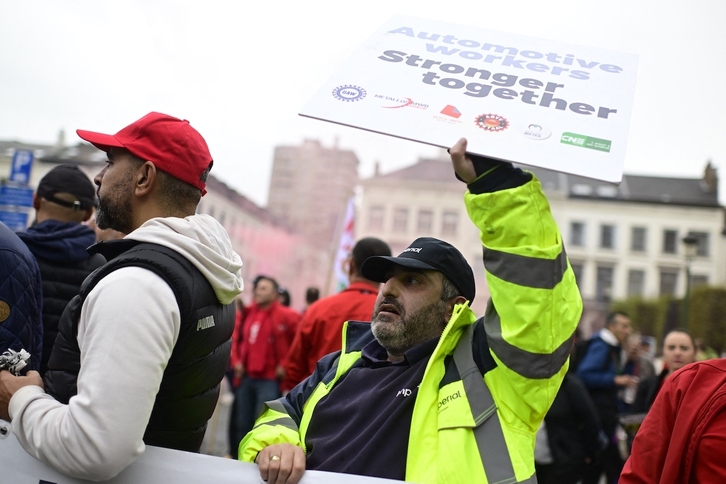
[200,377,234,458]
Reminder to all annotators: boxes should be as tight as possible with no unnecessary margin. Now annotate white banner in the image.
[300,15,639,183]
[0,420,402,484]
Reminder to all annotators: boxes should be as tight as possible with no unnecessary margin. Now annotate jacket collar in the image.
[599,328,620,347]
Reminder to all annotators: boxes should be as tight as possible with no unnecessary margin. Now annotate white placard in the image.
[300,15,639,183]
[0,420,403,484]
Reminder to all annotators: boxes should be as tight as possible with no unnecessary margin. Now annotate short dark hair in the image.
[440,276,460,301]
[278,286,291,307]
[352,237,391,275]
[305,287,320,304]
[122,149,202,211]
[606,311,629,327]
[254,275,278,292]
[156,169,203,211]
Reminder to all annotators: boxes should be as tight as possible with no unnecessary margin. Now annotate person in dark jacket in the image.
[0,221,43,372]
[576,311,638,484]
[17,164,106,375]
[535,371,607,484]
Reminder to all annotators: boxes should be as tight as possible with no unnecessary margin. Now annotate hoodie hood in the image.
[17,220,96,263]
[125,214,243,304]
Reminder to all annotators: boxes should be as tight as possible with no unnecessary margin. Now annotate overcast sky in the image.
[2,1,725,206]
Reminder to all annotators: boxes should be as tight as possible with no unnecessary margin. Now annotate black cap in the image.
[361,237,476,302]
[37,165,96,211]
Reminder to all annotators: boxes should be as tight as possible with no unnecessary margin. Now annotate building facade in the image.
[267,139,359,248]
[357,158,725,329]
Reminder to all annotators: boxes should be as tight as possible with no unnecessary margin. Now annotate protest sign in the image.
[300,15,638,183]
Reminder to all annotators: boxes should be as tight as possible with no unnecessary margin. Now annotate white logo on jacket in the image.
[196,316,215,331]
[396,388,413,398]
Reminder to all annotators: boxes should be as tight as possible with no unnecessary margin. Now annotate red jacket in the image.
[621,359,726,483]
[282,281,379,390]
[230,301,299,382]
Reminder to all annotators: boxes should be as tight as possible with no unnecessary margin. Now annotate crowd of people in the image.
[0,111,723,483]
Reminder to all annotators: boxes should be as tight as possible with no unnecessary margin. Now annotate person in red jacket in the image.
[282,237,391,391]
[620,358,726,483]
[228,275,300,458]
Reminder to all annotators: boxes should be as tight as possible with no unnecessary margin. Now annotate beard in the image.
[371,297,449,355]
[95,190,133,234]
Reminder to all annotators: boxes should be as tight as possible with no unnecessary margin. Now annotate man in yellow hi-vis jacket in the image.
[239,138,582,484]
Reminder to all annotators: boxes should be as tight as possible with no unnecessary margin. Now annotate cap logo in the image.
[403,247,422,253]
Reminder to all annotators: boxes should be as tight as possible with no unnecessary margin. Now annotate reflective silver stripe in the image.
[265,399,289,415]
[484,247,567,289]
[253,400,299,432]
[454,324,523,484]
[254,416,298,432]
[484,304,574,380]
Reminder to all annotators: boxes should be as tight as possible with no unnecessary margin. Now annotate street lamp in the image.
[681,234,698,328]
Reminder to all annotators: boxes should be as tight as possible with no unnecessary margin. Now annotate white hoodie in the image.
[9,214,243,481]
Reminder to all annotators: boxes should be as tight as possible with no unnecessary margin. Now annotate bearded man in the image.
[0,112,243,481]
[238,138,582,484]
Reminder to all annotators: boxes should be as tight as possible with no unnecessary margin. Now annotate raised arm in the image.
[452,137,582,426]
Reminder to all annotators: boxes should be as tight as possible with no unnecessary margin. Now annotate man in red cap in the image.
[0,112,244,480]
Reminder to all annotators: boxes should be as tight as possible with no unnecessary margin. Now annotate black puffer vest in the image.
[36,254,106,375]
[44,239,235,452]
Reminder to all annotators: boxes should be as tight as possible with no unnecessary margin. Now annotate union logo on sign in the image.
[332,85,367,102]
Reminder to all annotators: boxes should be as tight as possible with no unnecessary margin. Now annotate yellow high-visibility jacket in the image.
[240,173,582,483]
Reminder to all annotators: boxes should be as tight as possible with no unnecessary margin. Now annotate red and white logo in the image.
[440,105,461,118]
[475,114,509,132]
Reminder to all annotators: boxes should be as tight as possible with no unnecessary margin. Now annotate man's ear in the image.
[345,256,356,278]
[444,295,468,322]
[32,193,41,211]
[134,161,157,196]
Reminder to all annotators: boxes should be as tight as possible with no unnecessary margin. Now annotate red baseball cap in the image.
[76,112,212,195]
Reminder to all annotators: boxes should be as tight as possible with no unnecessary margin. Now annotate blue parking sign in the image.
[10,149,34,183]
[0,185,34,207]
[0,210,29,231]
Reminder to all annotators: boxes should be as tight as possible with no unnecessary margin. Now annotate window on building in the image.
[393,207,409,233]
[596,265,614,302]
[659,269,679,296]
[690,231,710,257]
[631,227,647,252]
[441,211,458,236]
[627,269,645,297]
[570,222,585,247]
[600,224,615,249]
[368,206,384,231]
[417,209,433,233]
[663,230,678,254]
[691,275,709,288]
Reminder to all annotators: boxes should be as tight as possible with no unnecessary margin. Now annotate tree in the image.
[688,286,726,354]
[613,287,726,355]
[612,296,672,343]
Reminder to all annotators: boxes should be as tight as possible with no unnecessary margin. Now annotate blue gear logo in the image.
[332,85,367,102]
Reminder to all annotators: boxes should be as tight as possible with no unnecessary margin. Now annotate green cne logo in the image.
[560,132,612,152]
